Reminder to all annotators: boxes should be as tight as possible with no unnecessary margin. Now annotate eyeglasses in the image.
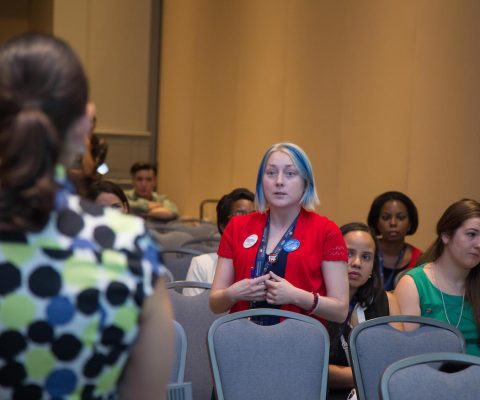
[229,210,252,218]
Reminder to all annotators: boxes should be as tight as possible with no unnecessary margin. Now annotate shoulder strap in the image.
[356,304,366,323]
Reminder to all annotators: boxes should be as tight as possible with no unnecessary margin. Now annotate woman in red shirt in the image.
[209,143,349,325]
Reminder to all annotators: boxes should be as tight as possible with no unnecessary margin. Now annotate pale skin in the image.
[210,150,349,323]
[328,230,401,389]
[132,169,176,220]
[395,218,480,330]
[67,108,174,399]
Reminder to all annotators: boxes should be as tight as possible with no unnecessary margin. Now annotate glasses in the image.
[229,210,252,218]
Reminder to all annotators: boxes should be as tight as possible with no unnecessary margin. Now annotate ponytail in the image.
[0,107,60,231]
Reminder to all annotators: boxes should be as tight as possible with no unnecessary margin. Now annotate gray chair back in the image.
[167,281,223,400]
[167,321,193,400]
[171,320,187,383]
[161,249,203,281]
[208,308,330,400]
[349,315,466,400]
[380,352,480,400]
[151,230,195,248]
[181,236,220,254]
[167,219,218,238]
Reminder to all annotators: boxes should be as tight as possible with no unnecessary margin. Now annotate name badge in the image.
[283,239,300,253]
[243,234,258,248]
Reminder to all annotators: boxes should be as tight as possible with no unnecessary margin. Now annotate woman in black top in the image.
[327,223,401,399]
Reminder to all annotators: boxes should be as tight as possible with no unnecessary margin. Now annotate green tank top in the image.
[407,264,480,356]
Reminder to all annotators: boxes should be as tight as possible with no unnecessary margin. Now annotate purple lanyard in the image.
[253,213,300,278]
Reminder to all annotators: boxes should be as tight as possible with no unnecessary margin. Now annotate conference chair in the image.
[181,236,220,254]
[167,219,218,238]
[168,320,193,400]
[151,230,195,249]
[161,248,203,281]
[166,281,222,400]
[380,352,480,400]
[348,315,466,400]
[208,308,330,400]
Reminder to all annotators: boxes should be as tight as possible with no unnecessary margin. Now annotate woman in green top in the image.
[395,198,480,356]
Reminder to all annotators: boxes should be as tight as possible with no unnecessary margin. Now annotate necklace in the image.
[432,263,465,328]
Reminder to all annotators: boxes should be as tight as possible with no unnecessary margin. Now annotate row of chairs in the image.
[165,281,480,400]
[148,218,219,239]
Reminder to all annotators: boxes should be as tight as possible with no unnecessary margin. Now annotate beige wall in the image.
[2,1,479,248]
[52,0,155,183]
[158,0,480,248]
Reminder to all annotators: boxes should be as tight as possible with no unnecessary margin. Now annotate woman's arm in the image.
[264,261,348,322]
[394,274,421,330]
[316,261,349,322]
[119,278,173,400]
[328,364,355,389]
[209,257,269,314]
[386,291,403,330]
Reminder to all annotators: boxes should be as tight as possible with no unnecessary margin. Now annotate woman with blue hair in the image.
[210,143,349,325]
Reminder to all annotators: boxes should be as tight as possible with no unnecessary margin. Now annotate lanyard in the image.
[253,212,300,278]
[341,303,366,366]
[378,244,406,290]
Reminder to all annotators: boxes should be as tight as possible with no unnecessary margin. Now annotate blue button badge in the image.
[283,239,300,253]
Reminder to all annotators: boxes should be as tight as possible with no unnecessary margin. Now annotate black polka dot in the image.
[51,334,82,361]
[80,199,104,217]
[106,282,129,306]
[0,331,26,358]
[42,248,73,260]
[83,353,107,378]
[82,384,102,400]
[29,266,61,298]
[13,384,42,400]
[0,362,26,387]
[57,209,84,237]
[77,289,100,315]
[0,262,21,295]
[28,321,54,344]
[105,345,127,365]
[126,253,143,276]
[94,226,116,248]
[134,282,145,307]
[101,326,124,346]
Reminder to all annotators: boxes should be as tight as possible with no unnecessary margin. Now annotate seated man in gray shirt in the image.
[124,162,178,220]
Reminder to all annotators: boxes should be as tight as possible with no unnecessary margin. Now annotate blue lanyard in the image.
[378,244,406,290]
[253,213,300,278]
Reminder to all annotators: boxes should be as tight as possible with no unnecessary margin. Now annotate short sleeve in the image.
[125,190,150,213]
[322,220,348,262]
[161,197,179,215]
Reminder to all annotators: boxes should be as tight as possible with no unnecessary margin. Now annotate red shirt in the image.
[218,208,348,318]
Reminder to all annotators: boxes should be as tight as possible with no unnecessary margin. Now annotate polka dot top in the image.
[0,191,165,399]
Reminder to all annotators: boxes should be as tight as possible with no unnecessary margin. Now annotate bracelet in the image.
[307,292,319,315]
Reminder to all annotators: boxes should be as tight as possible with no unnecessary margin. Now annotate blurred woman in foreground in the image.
[0,33,172,399]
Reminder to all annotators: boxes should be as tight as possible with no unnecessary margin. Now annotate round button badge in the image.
[283,239,300,253]
[243,234,258,248]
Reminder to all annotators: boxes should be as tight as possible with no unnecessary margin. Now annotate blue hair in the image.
[255,142,320,211]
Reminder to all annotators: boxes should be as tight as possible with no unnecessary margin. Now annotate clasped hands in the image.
[228,272,297,305]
